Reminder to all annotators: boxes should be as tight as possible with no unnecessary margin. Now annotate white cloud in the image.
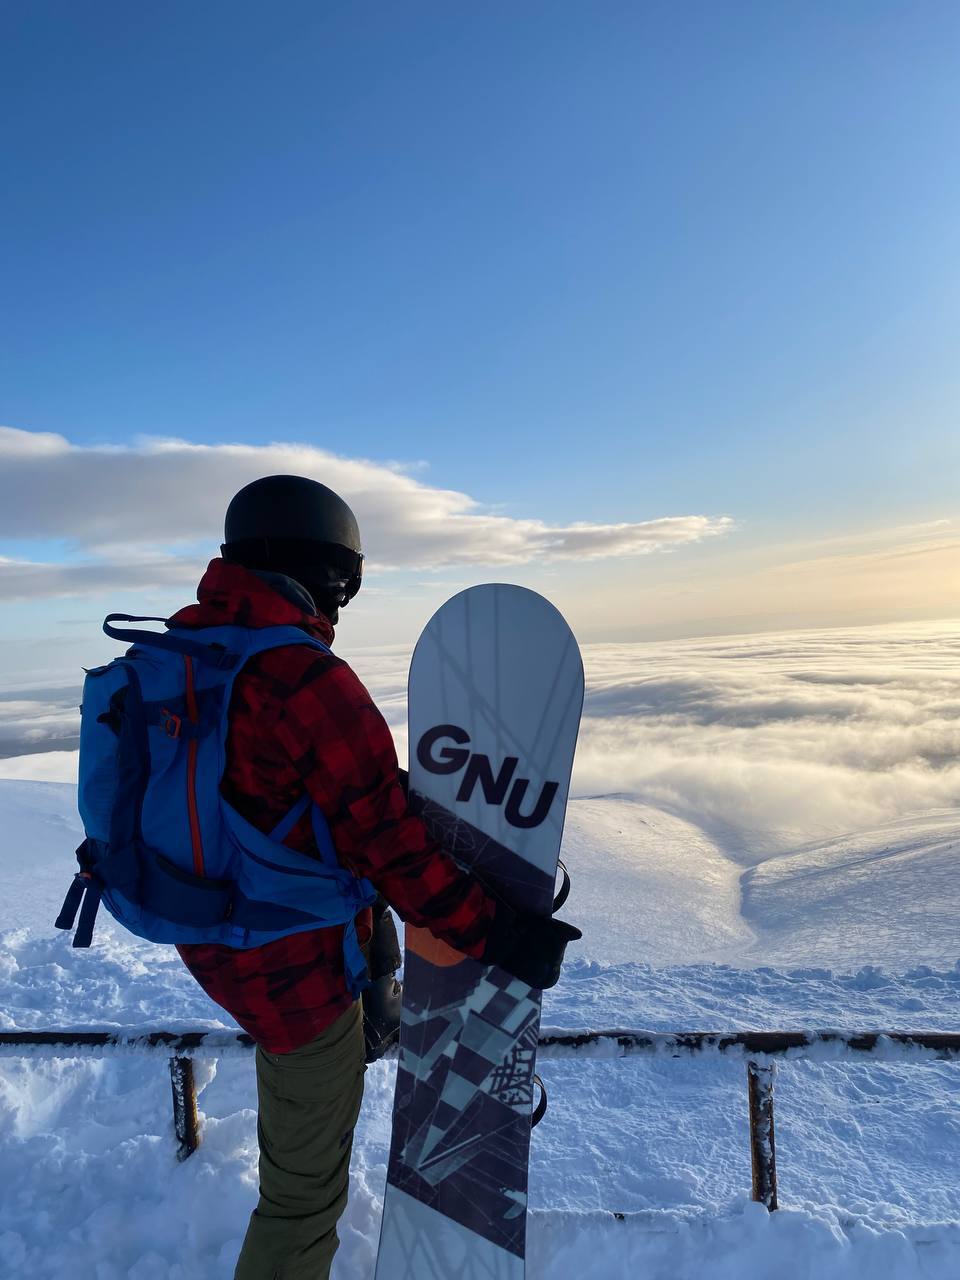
[0,688,82,757]
[0,555,203,602]
[0,426,731,599]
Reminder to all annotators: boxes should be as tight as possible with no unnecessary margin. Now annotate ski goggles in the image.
[221,538,364,601]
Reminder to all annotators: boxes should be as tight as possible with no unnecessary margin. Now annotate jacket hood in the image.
[169,558,335,646]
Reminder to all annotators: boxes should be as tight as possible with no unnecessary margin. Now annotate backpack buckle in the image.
[161,708,182,739]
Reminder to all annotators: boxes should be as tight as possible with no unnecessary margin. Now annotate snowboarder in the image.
[165,475,580,1280]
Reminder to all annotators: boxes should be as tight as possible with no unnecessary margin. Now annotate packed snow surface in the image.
[2,621,960,1277]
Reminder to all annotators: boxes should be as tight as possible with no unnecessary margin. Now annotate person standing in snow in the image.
[169,475,577,1280]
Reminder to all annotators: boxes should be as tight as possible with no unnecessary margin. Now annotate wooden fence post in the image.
[170,1055,201,1161]
[747,1060,778,1210]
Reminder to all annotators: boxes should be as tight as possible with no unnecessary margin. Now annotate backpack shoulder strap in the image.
[239,625,332,661]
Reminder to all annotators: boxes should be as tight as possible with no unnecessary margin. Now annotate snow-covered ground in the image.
[2,621,960,1277]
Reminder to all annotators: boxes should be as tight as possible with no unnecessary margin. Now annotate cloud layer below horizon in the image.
[3,620,957,863]
[0,426,731,600]
[574,620,960,858]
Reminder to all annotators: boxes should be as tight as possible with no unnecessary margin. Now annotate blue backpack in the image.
[55,613,378,995]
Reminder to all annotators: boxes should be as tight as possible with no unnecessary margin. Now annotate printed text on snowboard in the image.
[416,724,559,829]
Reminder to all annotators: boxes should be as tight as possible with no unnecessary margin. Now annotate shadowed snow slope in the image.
[741,810,960,969]
[561,795,754,964]
[563,795,960,972]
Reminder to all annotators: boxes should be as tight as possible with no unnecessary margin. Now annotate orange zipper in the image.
[183,656,205,877]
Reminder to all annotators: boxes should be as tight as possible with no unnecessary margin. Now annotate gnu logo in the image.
[417,724,559,829]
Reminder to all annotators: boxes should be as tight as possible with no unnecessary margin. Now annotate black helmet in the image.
[221,475,364,606]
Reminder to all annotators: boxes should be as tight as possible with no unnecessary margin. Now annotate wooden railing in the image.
[5,1027,960,1210]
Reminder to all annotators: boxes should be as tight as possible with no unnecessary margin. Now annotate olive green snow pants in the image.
[234,1001,365,1280]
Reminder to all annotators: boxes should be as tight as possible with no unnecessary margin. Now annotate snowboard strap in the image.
[553,859,571,913]
[531,1074,547,1129]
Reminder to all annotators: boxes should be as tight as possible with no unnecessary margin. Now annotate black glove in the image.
[481,901,582,990]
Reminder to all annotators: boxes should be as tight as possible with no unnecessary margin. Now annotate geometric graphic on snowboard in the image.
[376,585,584,1279]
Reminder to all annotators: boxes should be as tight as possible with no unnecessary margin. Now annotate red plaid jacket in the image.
[174,559,494,1052]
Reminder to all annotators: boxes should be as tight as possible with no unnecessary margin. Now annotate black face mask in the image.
[298,576,348,625]
[221,539,363,622]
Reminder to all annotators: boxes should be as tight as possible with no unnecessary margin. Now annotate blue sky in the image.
[0,0,958,669]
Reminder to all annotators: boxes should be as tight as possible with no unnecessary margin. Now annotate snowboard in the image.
[375,584,584,1280]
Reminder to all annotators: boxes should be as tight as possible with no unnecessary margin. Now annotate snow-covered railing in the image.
[5,1027,960,1210]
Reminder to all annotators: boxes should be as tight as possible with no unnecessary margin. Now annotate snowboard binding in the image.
[362,895,403,1064]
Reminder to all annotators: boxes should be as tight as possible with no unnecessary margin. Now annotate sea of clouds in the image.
[2,619,958,862]
[573,620,960,859]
